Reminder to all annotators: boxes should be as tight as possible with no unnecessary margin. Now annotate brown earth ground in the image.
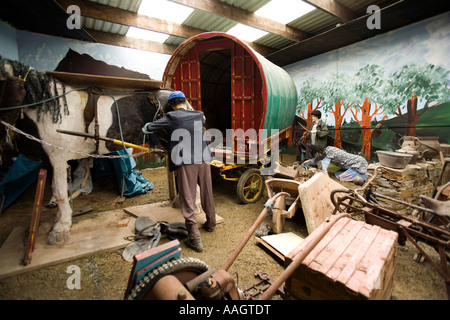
[0,154,447,300]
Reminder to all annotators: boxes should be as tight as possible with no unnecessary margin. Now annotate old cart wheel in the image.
[126,257,210,300]
[237,168,265,204]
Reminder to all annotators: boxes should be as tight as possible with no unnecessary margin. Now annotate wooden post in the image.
[23,169,47,266]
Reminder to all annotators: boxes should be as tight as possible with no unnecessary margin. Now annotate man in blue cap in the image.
[142,91,216,252]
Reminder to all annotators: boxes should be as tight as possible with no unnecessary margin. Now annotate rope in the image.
[1,120,161,160]
[1,80,165,158]
[0,87,89,111]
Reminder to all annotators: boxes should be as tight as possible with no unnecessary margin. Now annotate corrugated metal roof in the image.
[183,10,236,32]
[78,0,401,53]
[288,9,339,34]
[81,0,142,36]
[219,0,271,12]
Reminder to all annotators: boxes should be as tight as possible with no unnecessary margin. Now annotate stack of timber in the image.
[284,217,398,300]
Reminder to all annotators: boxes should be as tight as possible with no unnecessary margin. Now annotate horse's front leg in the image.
[48,160,72,245]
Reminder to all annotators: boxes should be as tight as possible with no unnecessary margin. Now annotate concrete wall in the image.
[0,22,19,61]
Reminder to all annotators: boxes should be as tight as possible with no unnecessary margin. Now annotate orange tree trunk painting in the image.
[350,97,386,160]
[352,65,387,160]
[322,72,353,149]
[388,64,450,137]
[328,100,351,149]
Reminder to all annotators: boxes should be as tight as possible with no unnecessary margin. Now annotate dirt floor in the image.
[0,154,448,300]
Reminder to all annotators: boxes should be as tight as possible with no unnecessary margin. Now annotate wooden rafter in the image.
[303,0,358,22]
[86,29,178,55]
[56,0,203,39]
[170,0,311,42]
[56,0,274,56]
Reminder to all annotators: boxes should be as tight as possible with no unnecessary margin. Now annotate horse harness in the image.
[83,87,161,154]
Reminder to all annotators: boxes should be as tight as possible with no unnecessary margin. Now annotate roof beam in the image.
[169,0,311,42]
[86,29,178,55]
[56,0,203,39]
[56,0,275,56]
[302,0,358,23]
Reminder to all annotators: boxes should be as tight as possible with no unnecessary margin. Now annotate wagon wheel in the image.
[237,168,265,204]
[126,257,210,300]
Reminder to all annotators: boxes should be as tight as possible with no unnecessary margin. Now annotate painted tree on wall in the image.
[297,78,325,129]
[387,63,450,136]
[323,72,353,149]
[351,65,387,160]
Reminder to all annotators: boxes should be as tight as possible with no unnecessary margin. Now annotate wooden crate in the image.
[284,217,398,300]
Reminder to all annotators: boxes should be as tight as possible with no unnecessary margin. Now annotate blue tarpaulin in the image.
[0,154,42,212]
[94,148,154,198]
[113,149,154,197]
[0,148,153,213]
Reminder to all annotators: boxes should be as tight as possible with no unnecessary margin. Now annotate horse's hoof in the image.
[47,230,69,245]
[45,201,57,208]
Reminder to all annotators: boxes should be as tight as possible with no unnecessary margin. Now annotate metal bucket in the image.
[398,136,441,160]
[376,151,413,169]
[416,137,441,159]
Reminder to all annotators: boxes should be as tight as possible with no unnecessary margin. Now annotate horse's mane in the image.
[0,57,68,123]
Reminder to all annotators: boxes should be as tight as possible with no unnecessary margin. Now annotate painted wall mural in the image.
[285,12,450,161]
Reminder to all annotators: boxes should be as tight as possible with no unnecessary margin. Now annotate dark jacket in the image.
[308,120,328,149]
[144,109,211,172]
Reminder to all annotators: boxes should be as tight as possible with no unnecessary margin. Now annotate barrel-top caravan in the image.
[163,32,298,203]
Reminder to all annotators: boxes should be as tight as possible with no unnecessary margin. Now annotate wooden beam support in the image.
[56,0,203,39]
[56,0,275,56]
[170,0,311,42]
[303,0,358,22]
[86,29,177,55]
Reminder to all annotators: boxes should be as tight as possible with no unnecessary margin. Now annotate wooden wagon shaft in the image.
[56,129,166,154]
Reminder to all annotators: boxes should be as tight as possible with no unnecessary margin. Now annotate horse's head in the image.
[0,58,28,150]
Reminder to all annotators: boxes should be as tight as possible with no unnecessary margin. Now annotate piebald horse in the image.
[0,57,174,244]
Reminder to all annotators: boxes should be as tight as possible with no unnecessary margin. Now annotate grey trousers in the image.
[176,162,216,239]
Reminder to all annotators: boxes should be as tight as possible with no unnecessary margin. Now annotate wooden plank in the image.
[23,169,47,266]
[301,217,349,265]
[56,0,203,40]
[46,71,163,90]
[285,217,398,300]
[87,29,177,56]
[0,209,134,280]
[303,0,358,22]
[358,228,397,298]
[123,201,224,226]
[317,220,365,274]
[336,224,379,284]
[257,232,304,261]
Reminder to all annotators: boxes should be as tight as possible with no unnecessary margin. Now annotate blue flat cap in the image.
[168,91,186,101]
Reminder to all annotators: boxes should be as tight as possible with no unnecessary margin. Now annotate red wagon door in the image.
[232,43,256,132]
[232,43,263,154]
[178,45,202,110]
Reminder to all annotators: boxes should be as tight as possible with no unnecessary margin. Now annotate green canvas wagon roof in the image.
[162,32,298,137]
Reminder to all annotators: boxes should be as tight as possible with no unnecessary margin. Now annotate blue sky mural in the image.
[284,12,450,159]
[285,11,450,86]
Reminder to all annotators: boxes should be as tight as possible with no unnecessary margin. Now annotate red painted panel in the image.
[179,45,201,110]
